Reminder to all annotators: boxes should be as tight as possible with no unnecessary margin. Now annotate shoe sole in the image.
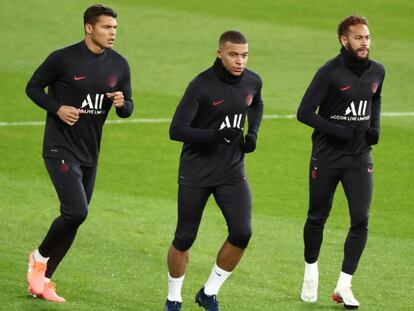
[301,295,317,303]
[194,294,212,310]
[195,296,203,308]
[331,294,359,309]
[27,277,44,296]
[28,286,40,298]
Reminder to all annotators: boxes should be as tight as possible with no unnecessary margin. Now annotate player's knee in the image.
[173,233,197,252]
[73,210,88,226]
[62,206,88,227]
[228,227,252,249]
[306,214,328,229]
[351,213,369,229]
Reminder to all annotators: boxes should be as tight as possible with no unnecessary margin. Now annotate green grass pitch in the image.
[0,1,413,310]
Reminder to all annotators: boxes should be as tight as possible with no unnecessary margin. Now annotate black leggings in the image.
[38,158,97,278]
[173,180,252,251]
[304,164,373,275]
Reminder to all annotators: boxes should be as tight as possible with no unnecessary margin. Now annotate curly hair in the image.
[337,15,368,38]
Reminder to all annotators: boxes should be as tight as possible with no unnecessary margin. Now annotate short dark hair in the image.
[219,30,247,48]
[83,4,117,25]
[337,15,368,39]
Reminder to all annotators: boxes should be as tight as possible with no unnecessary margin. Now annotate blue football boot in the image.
[164,299,182,311]
[195,287,220,311]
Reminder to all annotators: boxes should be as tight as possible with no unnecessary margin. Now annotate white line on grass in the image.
[0,112,413,127]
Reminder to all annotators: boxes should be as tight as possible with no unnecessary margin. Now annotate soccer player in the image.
[25,4,133,302]
[164,31,263,311]
[297,16,385,309]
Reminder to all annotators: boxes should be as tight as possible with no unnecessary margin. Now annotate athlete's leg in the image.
[38,160,91,273]
[28,159,92,297]
[301,165,341,303]
[341,163,373,275]
[213,179,252,271]
[44,164,97,278]
[167,185,211,304]
[195,179,252,301]
[304,166,341,263]
[331,164,372,309]
[169,185,211,275]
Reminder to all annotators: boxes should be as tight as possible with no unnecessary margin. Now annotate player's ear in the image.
[339,35,347,47]
[85,23,93,35]
[216,49,222,59]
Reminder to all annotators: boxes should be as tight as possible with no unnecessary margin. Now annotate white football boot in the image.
[332,286,360,309]
[301,262,318,303]
[301,278,318,302]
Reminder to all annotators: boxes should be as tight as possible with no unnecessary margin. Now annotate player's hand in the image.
[57,105,80,126]
[106,91,124,108]
[241,133,257,153]
[365,127,379,145]
[214,128,243,144]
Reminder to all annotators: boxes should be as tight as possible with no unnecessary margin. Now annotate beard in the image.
[345,42,370,60]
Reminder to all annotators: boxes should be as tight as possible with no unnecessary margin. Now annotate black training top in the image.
[297,47,385,168]
[170,58,264,187]
[26,41,134,166]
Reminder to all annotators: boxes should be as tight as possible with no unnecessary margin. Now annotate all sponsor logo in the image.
[345,100,368,116]
[330,100,370,122]
[219,113,243,130]
[80,94,106,115]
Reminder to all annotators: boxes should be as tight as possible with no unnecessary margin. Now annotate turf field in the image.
[1,1,413,310]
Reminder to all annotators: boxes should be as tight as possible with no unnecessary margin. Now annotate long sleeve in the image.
[169,82,216,144]
[246,80,264,137]
[25,51,63,114]
[297,67,354,141]
[370,79,384,132]
[115,61,134,118]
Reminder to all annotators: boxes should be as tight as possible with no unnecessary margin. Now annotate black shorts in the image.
[173,179,252,251]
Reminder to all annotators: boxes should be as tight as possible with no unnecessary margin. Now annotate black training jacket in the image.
[26,41,133,166]
[297,48,385,168]
[170,58,264,187]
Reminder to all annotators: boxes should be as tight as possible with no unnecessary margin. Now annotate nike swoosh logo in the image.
[224,138,230,143]
[340,85,351,91]
[213,99,225,106]
[214,271,222,276]
[74,76,86,81]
